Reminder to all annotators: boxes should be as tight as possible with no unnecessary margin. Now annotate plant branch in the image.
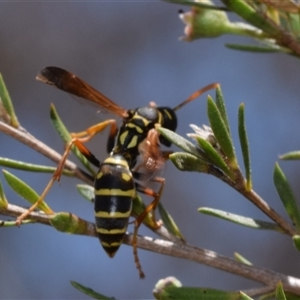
[221,0,300,57]
[0,121,93,185]
[209,166,297,236]
[1,203,300,295]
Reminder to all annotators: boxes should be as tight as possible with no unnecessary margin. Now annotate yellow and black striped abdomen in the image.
[94,155,135,257]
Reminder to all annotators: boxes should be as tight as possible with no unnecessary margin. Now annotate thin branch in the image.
[0,121,93,185]
[1,203,300,295]
[209,166,297,236]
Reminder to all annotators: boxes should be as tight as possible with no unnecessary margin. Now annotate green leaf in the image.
[292,235,300,252]
[199,207,284,232]
[207,96,237,168]
[234,252,252,266]
[273,163,300,231]
[50,212,91,235]
[161,287,241,300]
[225,43,285,53]
[221,0,278,36]
[276,282,287,300]
[158,202,185,241]
[76,184,94,202]
[162,0,229,11]
[157,127,203,159]
[195,136,231,177]
[215,86,230,133]
[0,73,19,127]
[289,13,300,35]
[239,292,254,300]
[169,152,209,173]
[153,277,242,300]
[0,157,74,176]
[50,104,96,177]
[279,151,300,160]
[238,104,252,191]
[70,281,115,300]
[2,170,53,214]
[0,180,8,209]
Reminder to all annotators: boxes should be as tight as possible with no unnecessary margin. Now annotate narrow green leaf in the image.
[199,207,284,232]
[207,96,237,168]
[169,152,209,173]
[259,292,275,300]
[76,184,94,202]
[50,104,96,177]
[234,252,252,266]
[162,288,242,300]
[50,212,90,235]
[261,289,300,300]
[238,104,252,191]
[50,104,73,142]
[279,151,300,160]
[283,293,300,300]
[162,0,229,11]
[158,202,185,241]
[0,180,8,208]
[0,219,35,226]
[0,157,74,176]
[289,14,300,35]
[239,292,254,300]
[225,44,285,53]
[0,101,11,124]
[273,163,300,231]
[2,170,53,214]
[222,0,278,36]
[292,235,300,252]
[0,73,19,127]
[153,276,241,300]
[276,282,287,300]
[70,281,115,300]
[195,136,231,177]
[157,127,204,159]
[215,86,230,133]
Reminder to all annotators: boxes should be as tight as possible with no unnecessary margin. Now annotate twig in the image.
[209,167,296,236]
[1,203,300,295]
[0,121,93,185]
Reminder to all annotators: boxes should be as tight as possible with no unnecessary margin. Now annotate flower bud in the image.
[179,0,265,41]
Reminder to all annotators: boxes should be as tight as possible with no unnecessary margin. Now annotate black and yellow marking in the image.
[94,155,135,257]
[36,67,219,277]
[37,66,218,171]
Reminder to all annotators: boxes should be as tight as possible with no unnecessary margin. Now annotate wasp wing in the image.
[36,66,128,118]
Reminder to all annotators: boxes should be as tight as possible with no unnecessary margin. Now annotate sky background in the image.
[1,2,300,299]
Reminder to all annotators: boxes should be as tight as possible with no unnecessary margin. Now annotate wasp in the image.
[17,67,218,278]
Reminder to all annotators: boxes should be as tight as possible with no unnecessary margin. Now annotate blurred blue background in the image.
[1,2,300,299]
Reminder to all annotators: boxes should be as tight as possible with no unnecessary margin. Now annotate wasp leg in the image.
[135,177,165,229]
[72,138,101,167]
[131,177,165,279]
[70,119,118,150]
[16,135,101,225]
[15,140,76,225]
[132,226,145,279]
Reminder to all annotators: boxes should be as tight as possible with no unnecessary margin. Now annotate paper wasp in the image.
[17,66,218,277]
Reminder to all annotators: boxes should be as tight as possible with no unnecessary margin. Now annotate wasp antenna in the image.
[173,82,219,112]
